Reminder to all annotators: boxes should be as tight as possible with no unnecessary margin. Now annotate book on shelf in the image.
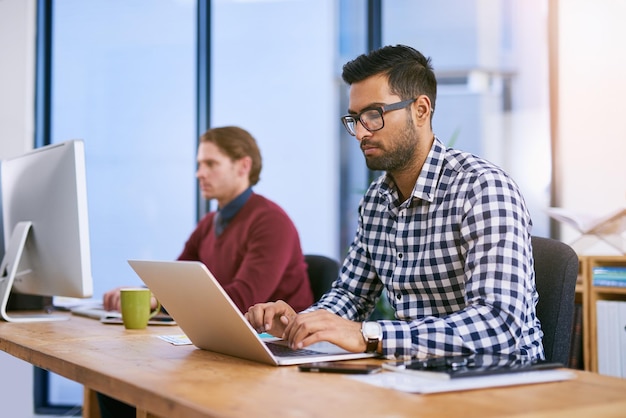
[593,266,626,287]
[596,300,626,378]
[593,279,626,288]
[545,206,626,254]
[593,266,626,277]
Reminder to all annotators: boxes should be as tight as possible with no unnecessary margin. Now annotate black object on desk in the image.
[382,354,562,380]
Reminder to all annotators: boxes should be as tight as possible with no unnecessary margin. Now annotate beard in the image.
[362,117,418,172]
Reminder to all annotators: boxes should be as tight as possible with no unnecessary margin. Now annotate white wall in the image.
[0,0,35,159]
[556,0,626,254]
[0,0,41,415]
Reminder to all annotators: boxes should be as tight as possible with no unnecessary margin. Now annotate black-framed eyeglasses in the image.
[340,98,417,136]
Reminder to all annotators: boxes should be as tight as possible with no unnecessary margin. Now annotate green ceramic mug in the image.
[120,288,161,330]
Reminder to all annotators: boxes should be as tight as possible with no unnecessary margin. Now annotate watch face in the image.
[363,322,382,338]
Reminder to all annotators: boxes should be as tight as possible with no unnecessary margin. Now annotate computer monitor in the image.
[0,140,93,322]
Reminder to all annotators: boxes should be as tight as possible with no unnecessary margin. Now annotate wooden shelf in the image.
[577,255,626,372]
[592,287,626,296]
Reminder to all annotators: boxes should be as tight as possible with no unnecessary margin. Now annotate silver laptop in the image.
[127,259,376,366]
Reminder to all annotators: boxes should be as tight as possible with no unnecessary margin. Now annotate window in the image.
[382,0,551,236]
[211,0,341,258]
[36,0,197,411]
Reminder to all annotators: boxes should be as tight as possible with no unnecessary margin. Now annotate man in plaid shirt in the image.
[246,45,543,361]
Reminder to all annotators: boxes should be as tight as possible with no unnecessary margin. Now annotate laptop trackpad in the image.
[269,339,351,354]
[307,341,352,354]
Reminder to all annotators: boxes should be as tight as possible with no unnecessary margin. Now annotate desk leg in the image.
[82,386,159,418]
[136,408,160,418]
[82,387,101,418]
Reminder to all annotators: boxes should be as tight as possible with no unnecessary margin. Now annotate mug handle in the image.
[149,296,161,319]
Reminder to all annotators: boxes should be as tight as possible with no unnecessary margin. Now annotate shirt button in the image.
[398,253,403,259]
[396,293,402,300]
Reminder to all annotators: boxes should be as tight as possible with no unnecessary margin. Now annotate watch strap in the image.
[361,321,382,353]
[365,337,379,353]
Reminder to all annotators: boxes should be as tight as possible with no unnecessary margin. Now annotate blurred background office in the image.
[1,0,625,416]
[3,0,554,296]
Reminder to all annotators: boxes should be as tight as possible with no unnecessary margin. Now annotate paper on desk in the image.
[158,335,192,345]
[348,369,576,394]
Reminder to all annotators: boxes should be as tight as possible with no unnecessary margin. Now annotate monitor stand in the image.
[0,221,69,322]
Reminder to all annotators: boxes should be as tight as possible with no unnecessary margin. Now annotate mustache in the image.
[360,139,380,150]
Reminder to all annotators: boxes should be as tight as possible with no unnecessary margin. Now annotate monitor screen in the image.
[0,140,93,322]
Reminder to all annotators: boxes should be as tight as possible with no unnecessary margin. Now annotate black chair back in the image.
[531,236,579,365]
[304,254,340,302]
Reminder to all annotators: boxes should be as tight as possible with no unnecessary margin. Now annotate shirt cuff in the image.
[380,320,414,359]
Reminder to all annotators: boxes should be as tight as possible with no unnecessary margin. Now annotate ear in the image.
[236,156,252,178]
[413,95,433,127]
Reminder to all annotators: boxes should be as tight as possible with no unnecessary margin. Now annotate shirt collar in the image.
[379,136,445,205]
[215,187,253,235]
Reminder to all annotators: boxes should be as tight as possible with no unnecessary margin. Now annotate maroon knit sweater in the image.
[178,193,313,313]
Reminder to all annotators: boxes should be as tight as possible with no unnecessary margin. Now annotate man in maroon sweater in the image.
[103,126,313,313]
[99,126,313,417]
[176,127,313,312]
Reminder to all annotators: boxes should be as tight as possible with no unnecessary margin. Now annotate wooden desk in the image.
[1,315,626,418]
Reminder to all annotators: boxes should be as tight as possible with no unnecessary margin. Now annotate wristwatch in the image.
[361,321,383,353]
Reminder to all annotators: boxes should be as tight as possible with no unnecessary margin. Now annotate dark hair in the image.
[200,126,262,185]
[341,45,437,115]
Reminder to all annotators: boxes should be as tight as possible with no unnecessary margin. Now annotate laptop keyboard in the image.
[71,305,120,319]
[266,341,324,357]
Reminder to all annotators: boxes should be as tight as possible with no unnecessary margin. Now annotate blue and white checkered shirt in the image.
[309,137,543,360]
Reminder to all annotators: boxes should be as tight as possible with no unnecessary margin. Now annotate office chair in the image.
[304,254,340,302]
[531,236,579,366]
